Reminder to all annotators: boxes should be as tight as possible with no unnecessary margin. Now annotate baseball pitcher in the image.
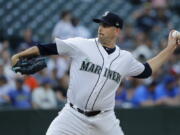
[11,11,180,135]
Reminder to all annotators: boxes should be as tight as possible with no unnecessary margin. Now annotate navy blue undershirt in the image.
[103,46,116,54]
[133,62,152,78]
[36,43,152,78]
[37,43,58,56]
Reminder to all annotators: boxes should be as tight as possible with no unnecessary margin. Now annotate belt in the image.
[69,103,101,117]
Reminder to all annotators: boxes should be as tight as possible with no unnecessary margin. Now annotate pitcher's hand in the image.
[167,30,180,49]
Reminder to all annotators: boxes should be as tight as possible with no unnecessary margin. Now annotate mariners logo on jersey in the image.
[80,59,121,83]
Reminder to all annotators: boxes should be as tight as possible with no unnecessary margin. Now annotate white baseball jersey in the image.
[55,37,144,111]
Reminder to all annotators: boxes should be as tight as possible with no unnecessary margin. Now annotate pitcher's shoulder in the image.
[119,49,133,57]
[71,37,96,43]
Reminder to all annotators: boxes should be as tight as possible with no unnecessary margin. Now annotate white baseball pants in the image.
[46,104,124,135]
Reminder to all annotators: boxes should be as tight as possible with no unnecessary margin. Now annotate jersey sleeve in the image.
[125,52,145,77]
[133,63,152,78]
[55,37,85,57]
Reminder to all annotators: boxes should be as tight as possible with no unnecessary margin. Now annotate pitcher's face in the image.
[98,23,120,45]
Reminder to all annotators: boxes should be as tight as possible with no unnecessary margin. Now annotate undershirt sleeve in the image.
[36,43,58,56]
[133,63,152,79]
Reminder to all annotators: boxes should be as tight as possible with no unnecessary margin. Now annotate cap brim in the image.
[93,18,113,26]
[93,18,103,23]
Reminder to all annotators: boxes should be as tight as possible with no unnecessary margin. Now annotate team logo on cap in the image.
[115,22,119,26]
[103,11,110,17]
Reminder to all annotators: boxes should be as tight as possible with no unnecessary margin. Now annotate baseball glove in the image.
[12,56,47,75]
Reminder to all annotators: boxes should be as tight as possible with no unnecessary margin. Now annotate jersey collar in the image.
[95,38,120,60]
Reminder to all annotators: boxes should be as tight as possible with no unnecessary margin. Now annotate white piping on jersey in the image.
[85,39,104,110]
[91,41,121,110]
[85,39,121,111]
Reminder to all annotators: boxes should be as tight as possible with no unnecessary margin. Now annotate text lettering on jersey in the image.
[80,60,121,83]
[103,68,121,83]
[80,60,102,75]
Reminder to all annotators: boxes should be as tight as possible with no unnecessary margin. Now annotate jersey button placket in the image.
[88,63,109,110]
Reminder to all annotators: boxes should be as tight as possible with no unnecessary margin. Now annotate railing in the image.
[0,107,180,135]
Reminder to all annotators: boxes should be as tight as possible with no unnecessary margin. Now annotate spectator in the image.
[130,0,149,5]
[24,76,39,91]
[0,40,11,53]
[71,17,91,38]
[49,69,68,107]
[0,75,11,108]
[0,0,180,110]
[133,36,156,61]
[55,73,68,104]
[151,0,168,8]
[56,56,70,79]
[52,10,74,39]
[117,24,136,50]
[176,77,180,105]
[2,50,17,81]
[32,78,57,109]
[154,7,170,27]
[133,81,158,107]
[34,69,50,84]
[18,28,36,51]
[8,78,31,109]
[0,40,16,82]
[150,7,171,38]
[155,75,180,106]
[133,3,157,33]
[115,79,140,108]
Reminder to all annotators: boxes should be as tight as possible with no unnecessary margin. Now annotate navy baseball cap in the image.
[93,11,123,29]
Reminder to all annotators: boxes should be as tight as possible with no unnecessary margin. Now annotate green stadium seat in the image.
[0,0,179,41]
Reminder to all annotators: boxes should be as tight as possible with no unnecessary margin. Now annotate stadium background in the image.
[0,0,180,135]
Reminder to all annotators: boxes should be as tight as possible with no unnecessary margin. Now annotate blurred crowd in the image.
[116,0,180,108]
[0,1,179,110]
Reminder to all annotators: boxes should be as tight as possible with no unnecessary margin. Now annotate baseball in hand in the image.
[172,30,180,39]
